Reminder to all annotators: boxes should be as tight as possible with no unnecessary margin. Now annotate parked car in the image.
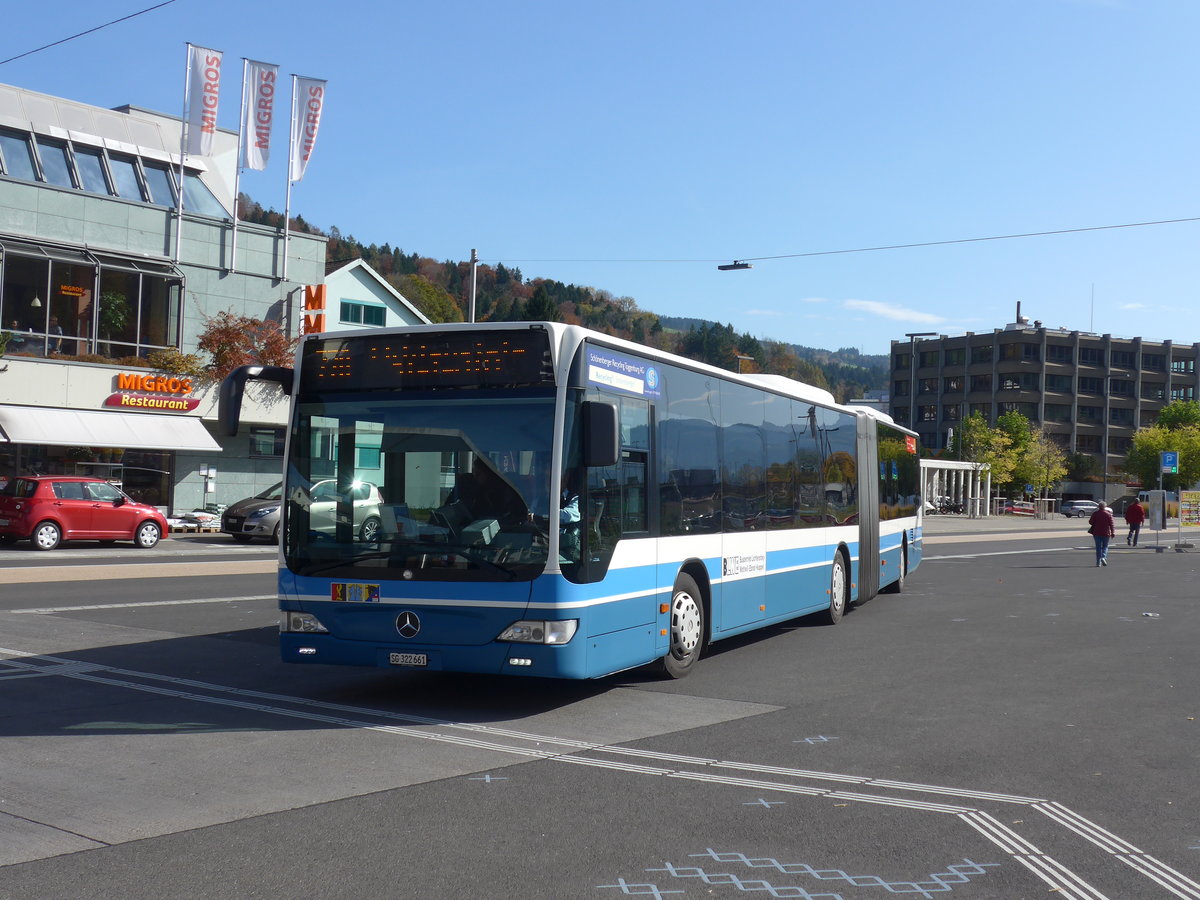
[1061,500,1099,518]
[221,481,284,543]
[0,475,167,551]
[222,479,383,543]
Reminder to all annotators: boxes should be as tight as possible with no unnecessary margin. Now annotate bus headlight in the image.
[282,612,329,633]
[497,619,578,645]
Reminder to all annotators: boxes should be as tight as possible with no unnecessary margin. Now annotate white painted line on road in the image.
[8,596,275,614]
[7,647,1196,898]
[925,546,1083,560]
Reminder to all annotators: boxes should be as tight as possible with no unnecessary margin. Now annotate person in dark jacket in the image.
[1088,501,1116,567]
[1124,498,1146,547]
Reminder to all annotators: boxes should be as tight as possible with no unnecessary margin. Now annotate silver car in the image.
[223,479,384,543]
[222,482,284,543]
[1061,499,1099,518]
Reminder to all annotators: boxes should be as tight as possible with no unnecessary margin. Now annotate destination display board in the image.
[299,329,555,392]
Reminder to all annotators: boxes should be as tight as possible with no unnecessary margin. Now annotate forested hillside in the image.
[239,197,888,402]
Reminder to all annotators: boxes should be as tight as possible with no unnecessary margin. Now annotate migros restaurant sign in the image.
[103,372,201,412]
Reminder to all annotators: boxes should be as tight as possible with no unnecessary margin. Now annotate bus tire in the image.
[881,542,906,594]
[660,574,704,678]
[821,552,847,624]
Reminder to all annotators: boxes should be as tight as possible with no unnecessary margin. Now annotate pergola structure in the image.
[920,459,992,518]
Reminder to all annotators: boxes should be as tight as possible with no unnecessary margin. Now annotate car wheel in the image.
[359,516,381,542]
[821,552,848,624]
[134,521,161,549]
[659,573,705,678]
[33,520,62,551]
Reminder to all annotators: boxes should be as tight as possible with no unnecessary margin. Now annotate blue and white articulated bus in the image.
[219,322,922,679]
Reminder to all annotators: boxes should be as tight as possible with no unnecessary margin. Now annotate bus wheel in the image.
[881,544,906,594]
[822,553,847,624]
[660,574,704,678]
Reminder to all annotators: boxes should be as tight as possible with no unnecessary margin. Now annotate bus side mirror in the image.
[582,400,619,468]
[219,365,294,436]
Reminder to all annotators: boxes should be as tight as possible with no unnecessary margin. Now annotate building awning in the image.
[0,405,221,452]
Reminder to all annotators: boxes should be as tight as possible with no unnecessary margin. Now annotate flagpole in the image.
[230,57,249,273]
[175,42,193,262]
[282,74,296,282]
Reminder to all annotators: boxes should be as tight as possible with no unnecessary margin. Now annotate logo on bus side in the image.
[396,611,421,638]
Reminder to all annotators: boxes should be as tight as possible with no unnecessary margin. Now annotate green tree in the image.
[1154,400,1200,430]
[1014,429,1068,497]
[522,284,557,321]
[954,411,1016,486]
[1123,423,1200,491]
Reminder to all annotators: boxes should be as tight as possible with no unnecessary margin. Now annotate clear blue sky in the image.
[4,0,1199,355]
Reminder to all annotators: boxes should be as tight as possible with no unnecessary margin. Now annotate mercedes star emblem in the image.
[396,611,421,638]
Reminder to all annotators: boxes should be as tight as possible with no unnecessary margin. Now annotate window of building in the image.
[1108,377,1134,396]
[36,138,75,189]
[1046,344,1073,363]
[1044,404,1072,423]
[918,350,939,368]
[970,345,993,364]
[1078,376,1103,394]
[1079,347,1106,366]
[918,405,937,422]
[0,245,182,359]
[968,403,990,418]
[893,380,909,397]
[73,147,111,195]
[1110,349,1136,369]
[998,372,1039,391]
[249,426,286,457]
[339,300,386,327]
[1077,405,1102,423]
[1171,386,1196,402]
[943,376,962,392]
[1142,382,1165,401]
[0,124,228,216]
[893,352,910,370]
[1140,412,1159,428]
[1171,357,1195,374]
[142,163,177,208]
[0,128,38,180]
[1001,342,1039,361]
[1110,436,1133,453]
[999,402,1038,420]
[892,406,910,424]
[1075,435,1101,453]
[1045,374,1072,392]
[942,404,962,421]
[944,348,965,366]
[970,374,992,392]
[918,377,938,394]
[1142,353,1165,371]
[1110,407,1134,425]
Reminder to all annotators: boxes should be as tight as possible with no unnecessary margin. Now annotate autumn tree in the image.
[196,310,298,384]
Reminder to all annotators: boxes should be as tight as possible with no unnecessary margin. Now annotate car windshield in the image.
[255,482,284,501]
[284,388,557,581]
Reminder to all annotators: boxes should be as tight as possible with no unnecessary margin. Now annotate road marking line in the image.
[4,646,1193,898]
[0,560,274,585]
[8,596,275,614]
[926,547,1084,560]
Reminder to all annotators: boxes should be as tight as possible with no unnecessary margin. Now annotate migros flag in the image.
[186,45,224,157]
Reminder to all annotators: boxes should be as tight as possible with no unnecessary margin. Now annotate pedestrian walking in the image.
[1123,498,1145,547]
[1088,501,1116,567]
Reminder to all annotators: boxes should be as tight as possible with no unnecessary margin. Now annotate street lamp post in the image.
[905,332,938,431]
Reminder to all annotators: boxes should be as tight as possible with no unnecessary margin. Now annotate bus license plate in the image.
[389,652,428,667]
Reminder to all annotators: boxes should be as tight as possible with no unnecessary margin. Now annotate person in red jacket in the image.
[1088,501,1116,567]
[1124,498,1146,547]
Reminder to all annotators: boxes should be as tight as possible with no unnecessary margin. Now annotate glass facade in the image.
[0,243,182,360]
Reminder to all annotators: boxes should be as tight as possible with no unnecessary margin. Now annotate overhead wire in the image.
[485,215,1200,265]
[0,1,179,67]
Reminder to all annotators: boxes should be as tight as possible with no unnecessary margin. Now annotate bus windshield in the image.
[284,388,558,581]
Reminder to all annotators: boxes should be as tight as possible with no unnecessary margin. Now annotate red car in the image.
[0,475,167,551]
